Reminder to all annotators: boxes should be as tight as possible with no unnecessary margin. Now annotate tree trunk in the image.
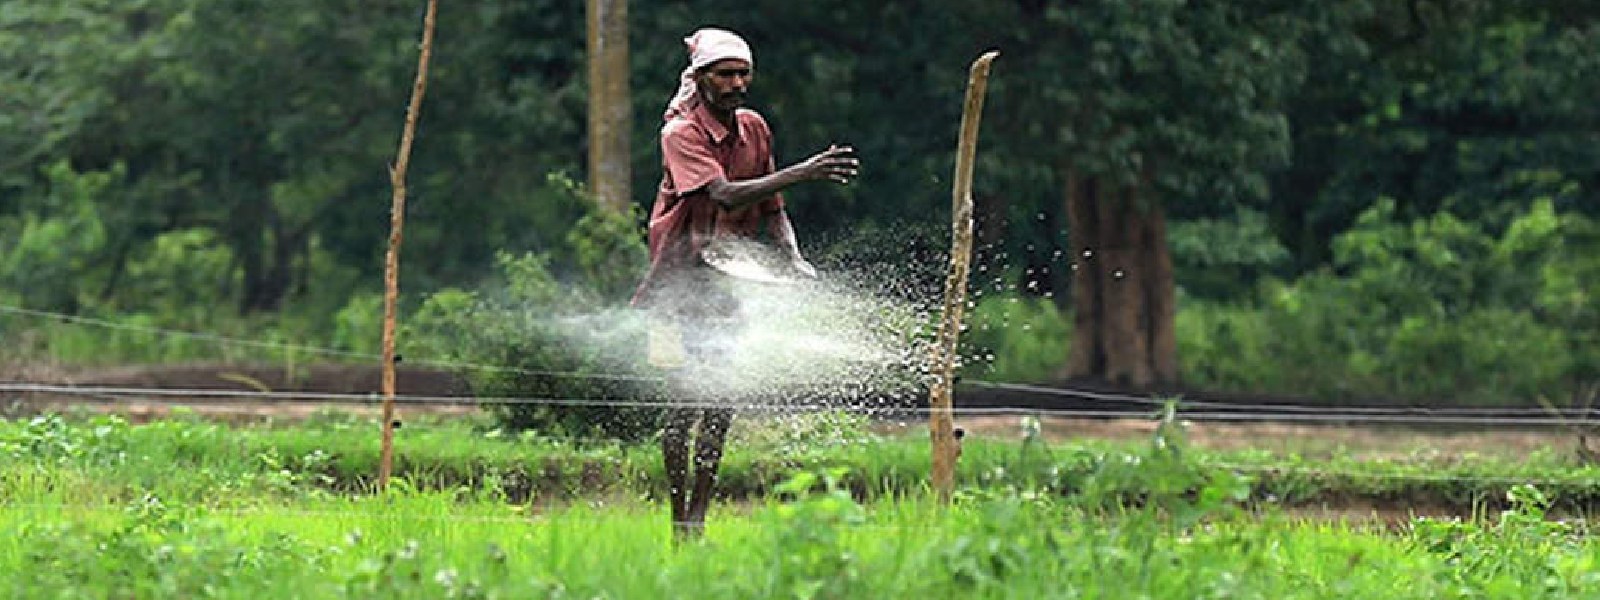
[1145,199,1179,384]
[586,0,631,212]
[238,199,294,314]
[265,214,292,309]
[236,190,267,314]
[1098,182,1150,386]
[1064,169,1102,378]
[1062,168,1179,390]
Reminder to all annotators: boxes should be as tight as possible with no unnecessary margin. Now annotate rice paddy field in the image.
[4,410,1600,598]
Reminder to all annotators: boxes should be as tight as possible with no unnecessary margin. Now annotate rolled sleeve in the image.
[661,122,724,195]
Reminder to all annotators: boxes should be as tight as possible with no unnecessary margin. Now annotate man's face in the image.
[698,58,752,112]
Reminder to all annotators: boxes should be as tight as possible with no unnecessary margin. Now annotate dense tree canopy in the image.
[1,0,1595,402]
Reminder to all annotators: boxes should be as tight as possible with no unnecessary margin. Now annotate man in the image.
[632,27,858,536]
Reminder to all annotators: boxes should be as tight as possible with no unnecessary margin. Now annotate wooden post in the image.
[379,0,439,491]
[930,51,999,502]
[586,0,631,212]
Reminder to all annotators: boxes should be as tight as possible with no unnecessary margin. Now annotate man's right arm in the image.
[706,145,858,210]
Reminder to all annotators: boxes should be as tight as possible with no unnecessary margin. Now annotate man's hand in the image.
[707,144,859,209]
[797,144,859,184]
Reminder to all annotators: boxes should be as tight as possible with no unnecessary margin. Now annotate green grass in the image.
[3,411,1600,511]
[4,480,1599,597]
[3,413,1600,597]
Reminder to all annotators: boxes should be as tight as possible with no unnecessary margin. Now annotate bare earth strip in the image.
[1,362,1569,460]
[942,415,1567,461]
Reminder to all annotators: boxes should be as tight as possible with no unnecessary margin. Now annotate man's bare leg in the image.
[685,407,734,528]
[661,408,696,536]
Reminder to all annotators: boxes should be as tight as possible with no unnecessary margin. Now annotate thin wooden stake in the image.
[379,0,439,491]
[930,50,999,503]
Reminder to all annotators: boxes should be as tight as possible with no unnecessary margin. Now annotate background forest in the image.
[1,0,1596,407]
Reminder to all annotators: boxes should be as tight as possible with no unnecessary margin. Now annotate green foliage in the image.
[1536,213,1600,381]
[0,0,602,316]
[6,490,1598,598]
[562,194,649,303]
[15,516,319,598]
[406,192,655,441]
[331,293,385,354]
[1272,1,1600,269]
[1060,403,1253,530]
[116,229,237,319]
[0,0,1597,418]
[962,292,1072,383]
[1001,0,1309,202]
[9,415,1600,596]
[1169,208,1291,299]
[15,414,1600,519]
[1408,484,1584,593]
[937,499,1040,591]
[0,161,114,311]
[759,468,867,599]
[1,0,1340,317]
[1,414,129,465]
[408,253,658,441]
[1181,200,1593,404]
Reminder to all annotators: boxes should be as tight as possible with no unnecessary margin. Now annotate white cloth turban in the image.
[663,28,754,121]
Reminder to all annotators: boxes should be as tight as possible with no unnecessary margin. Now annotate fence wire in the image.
[4,303,1593,426]
[0,304,659,383]
[2,382,1595,427]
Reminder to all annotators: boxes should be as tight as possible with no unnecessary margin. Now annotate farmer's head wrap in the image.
[664,28,753,121]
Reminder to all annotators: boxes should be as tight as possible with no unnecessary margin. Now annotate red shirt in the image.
[632,102,785,306]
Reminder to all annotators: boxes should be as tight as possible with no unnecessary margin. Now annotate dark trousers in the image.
[656,287,742,537]
[661,402,733,536]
